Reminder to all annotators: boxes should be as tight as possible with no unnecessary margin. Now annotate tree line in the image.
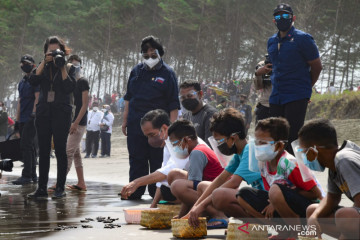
[0,0,359,99]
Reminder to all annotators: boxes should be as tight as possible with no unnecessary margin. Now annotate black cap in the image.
[273,3,293,16]
[20,54,35,64]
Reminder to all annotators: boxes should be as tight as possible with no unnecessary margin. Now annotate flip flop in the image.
[67,185,87,192]
[47,187,56,192]
[207,218,228,229]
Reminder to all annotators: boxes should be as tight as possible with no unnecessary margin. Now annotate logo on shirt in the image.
[155,77,165,84]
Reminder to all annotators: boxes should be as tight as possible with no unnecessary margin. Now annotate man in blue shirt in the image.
[12,55,40,185]
[122,36,180,199]
[256,3,322,154]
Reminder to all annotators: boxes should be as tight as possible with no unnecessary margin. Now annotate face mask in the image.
[217,140,237,156]
[181,98,199,111]
[148,130,165,148]
[102,108,106,113]
[173,139,189,159]
[144,58,160,69]
[0,107,2,111]
[21,64,33,73]
[93,107,98,111]
[302,148,325,172]
[275,18,293,32]
[74,65,81,79]
[255,144,278,162]
[240,100,245,104]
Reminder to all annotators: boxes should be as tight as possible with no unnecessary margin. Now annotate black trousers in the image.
[270,98,308,155]
[19,118,37,179]
[36,110,71,191]
[86,130,100,156]
[100,131,111,156]
[255,103,271,123]
[127,133,163,199]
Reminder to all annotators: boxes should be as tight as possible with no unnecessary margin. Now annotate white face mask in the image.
[93,107,98,111]
[144,57,160,69]
[101,108,106,113]
[255,143,278,162]
[0,107,3,111]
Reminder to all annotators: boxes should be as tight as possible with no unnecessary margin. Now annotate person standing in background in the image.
[100,105,114,158]
[85,102,103,158]
[0,101,8,141]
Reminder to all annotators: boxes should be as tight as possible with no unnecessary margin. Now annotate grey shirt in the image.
[182,104,217,145]
[187,150,208,182]
[327,140,360,202]
[254,61,272,107]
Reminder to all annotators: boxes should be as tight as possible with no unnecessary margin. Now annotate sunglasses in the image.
[179,91,198,101]
[142,53,158,60]
[274,13,292,21]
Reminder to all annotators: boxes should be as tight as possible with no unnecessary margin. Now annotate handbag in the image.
[100,115,110,132]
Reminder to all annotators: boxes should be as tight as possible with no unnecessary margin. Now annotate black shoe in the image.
[91,155,97,158]
[12,177,32,185]
[84,155,90,158]
[27,188,48,200]
[52,189,66,199]
[32,175,38,183]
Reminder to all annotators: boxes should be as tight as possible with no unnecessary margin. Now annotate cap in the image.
[273,3,293,16]
[20,54,35,64]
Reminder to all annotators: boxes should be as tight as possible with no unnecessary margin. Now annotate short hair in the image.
[68,55,82,65]
[255,117,289,141]
[141,36,164,56]
[298,119,338,147]
[43,36,71,55]
[179,80,201,92]
[210,108,246,139]
[140,109,171,129]
[168,120,197,140]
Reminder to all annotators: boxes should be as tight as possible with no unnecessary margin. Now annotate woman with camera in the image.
[27,36,76,200]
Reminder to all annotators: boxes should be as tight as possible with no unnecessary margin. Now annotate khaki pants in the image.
[66,125,86,172]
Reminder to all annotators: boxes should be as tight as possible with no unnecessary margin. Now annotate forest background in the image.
[0,0,358,100]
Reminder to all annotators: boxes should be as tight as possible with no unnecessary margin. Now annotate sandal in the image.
[66,185,87,192]
[207,218,228,229]
[47,187,56,192]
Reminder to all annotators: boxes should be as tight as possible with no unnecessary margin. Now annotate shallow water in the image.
[0,175,152,240]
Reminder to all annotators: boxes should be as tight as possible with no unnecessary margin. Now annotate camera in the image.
[263,54,272,82]
[51,49,65,67]
[0,159,13,172]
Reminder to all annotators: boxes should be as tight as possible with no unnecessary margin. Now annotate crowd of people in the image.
[2,2,359,240]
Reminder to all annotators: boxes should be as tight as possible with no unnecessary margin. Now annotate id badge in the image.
[47,91,55,102]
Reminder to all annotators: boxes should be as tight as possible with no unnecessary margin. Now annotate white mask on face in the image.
[144,58,160,69]
[0,107,3,111]
[93,107,98,111]
[255,143,278,162]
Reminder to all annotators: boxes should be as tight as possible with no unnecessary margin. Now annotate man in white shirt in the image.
[99,105,114,157]
[85,102,103,158]
[120,109,189,205]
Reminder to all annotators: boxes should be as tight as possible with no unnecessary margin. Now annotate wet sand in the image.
[0,126,352,239]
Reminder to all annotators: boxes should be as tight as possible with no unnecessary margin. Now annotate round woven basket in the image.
[226,223,268,240]
[140,209,174,229]
[157,204,181,215]
[171,218,207,239]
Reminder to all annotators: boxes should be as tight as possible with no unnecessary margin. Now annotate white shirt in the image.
[86,110,104,131]
[101,112,115,133]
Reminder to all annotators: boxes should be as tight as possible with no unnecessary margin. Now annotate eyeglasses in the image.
[254,139,276,146]
[215,138,226,145]
[274,13,292,21]
[179,91,198,101]
[297,145,326,154]
[142,53,158,60]
[170,138,182,147]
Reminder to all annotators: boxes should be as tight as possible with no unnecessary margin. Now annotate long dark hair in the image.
[43,36,71,55]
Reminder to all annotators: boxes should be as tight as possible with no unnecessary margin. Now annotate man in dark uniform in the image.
[122,36,180,200]
[12,55,39,185]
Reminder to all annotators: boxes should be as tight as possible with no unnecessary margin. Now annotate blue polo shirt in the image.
[267,27,320,105]
[18,75,40,123]
[124,60,180,135]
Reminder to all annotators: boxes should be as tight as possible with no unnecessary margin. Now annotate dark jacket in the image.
[29,63,76,117]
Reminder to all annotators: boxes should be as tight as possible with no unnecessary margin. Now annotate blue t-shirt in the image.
[267,27,320,105]
[18,75,40,123]
[225,144,264,190]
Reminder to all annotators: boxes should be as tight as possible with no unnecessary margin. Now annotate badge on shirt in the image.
[47,91,55,102]
[155,77,165,84]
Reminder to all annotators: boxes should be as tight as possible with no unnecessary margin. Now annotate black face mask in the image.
[182,98,199,111]
[21,64,33,73]
[276,18,292,32]
[217,141,237,156]
[240,100,245,104]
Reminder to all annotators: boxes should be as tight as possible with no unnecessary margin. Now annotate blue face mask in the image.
[302,152,325,172]
[173,139,189,159]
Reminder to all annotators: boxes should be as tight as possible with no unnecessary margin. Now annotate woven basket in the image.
[140,209,174,229]
[171,218,207,239]
[157,204,181,215]
[226,223,268,240]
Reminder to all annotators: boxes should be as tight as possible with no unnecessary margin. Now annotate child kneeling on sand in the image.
[299,119,360,240]
[167,120,224,218]
[236,117,323,240]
